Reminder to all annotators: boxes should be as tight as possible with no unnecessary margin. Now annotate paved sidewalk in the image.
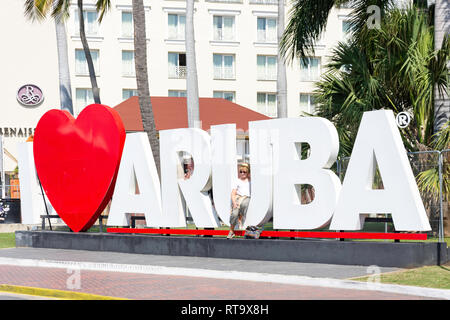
[0,247,447,300]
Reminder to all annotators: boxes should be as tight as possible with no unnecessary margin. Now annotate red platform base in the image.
[106,228,427,241]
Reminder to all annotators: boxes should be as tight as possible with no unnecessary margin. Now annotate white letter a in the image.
[330,110,431,231]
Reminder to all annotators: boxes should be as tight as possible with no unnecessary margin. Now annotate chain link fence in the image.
[408,151,441,237]
[336,150,448,241]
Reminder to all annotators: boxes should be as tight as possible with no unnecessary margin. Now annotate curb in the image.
[0,284,126,300]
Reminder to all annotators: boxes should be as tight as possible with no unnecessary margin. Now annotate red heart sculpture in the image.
[33,104,126,232]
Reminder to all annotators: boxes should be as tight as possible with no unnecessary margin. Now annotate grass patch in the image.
[0,233,15,249]
[351,264,450,289]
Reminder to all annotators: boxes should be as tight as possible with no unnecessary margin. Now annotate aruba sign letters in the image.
[18,104,431,234]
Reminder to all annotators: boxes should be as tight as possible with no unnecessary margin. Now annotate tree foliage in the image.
[280,0,395,63]
[314,7,449,157]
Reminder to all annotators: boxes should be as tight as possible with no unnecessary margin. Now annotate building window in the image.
[257,17,277,42]
[300,57,320,81]
[213,54,235,79]
[75,10,99,36]
[75,49,99,76]
[213,16,235,41]
[342,20,353,41]
[257,55,277,80]
[168,90,187,97]
[123,89,138,100]
[300,93,317,114]
[213,91,235,102]
[236,139,249,160]
[168,14,186,40]
[168,52,187,78]
[122,51,135,77]
[76,88,94,110]
[122,11,133,38]
[257,92,277,117]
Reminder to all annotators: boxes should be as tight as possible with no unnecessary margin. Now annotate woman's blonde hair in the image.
[238,162,250,173]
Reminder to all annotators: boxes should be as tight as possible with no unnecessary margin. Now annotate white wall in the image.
[0,1,60,171]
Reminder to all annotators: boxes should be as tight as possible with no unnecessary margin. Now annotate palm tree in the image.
[185,0,200,128]
[313,7,449,236]
[280,0,449,236]
[76,0,100,104]
[417,121,450,202]
[280,0,449,128]
[94,0,161,175]
[132,0,160,176]
[277,0,288,118]
[314,7,449,155]
[54,20,74,114]
[24,0,74,115]
[280,0,398,62]
[433,0,450,132]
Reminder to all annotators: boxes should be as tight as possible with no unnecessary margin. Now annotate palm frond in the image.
[314,5,445,156]
[96,0,111,23]
[348,0,395,45]
[50,0,71,22]
[432,121,450,150]
[280,0,337,63]
[416,165,450,201]
[24,0,53,21]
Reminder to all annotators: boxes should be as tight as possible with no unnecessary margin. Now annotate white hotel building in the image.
[0,0,353,177]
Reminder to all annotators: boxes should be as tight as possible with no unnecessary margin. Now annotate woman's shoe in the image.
[227,231,235,239]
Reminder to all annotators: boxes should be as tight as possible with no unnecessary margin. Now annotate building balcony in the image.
[257,71,277,81]
[169,66,187,79]
[214,67,235,80]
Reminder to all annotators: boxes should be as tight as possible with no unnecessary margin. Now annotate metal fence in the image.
[336,149,449,242]
[441,149,450,241]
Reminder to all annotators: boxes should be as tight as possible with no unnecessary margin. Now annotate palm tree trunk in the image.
[186,0,200,128]
[132,0,160,176]
[78,0,101,104]
[55,20,74,115]
[277,0,288,118]
[434,0,450,132]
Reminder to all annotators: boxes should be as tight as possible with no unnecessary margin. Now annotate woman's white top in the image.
[234,178,250,197]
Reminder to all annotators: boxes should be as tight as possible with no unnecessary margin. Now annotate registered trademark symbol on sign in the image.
[396,112,411,128]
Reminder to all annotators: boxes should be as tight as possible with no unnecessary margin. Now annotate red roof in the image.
[113,96,270,133]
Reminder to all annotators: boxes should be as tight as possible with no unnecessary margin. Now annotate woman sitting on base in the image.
[227,163,251,239]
